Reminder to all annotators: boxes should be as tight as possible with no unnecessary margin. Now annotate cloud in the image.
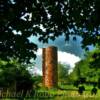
[58,51,81,68]
[28,66,42,76]
[28,34,93,74]
[34,48,81,74]
[29,34,84,57]
[28,34,83,74]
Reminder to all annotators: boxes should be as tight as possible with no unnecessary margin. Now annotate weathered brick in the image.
[42,46,58,88]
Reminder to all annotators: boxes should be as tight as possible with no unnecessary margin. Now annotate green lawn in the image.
[1,84,100,100]
[35,84,100,100]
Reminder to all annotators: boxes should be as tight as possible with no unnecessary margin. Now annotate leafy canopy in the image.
[58,63,69,82]
[1,0,100,63]
[70,47,100,82]
[0,59,33,90]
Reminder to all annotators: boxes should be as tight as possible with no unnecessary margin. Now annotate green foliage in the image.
[32,75,42,89]
[58,63,69,84]
[88,47,100,69]
[70,47,100,82]
[1,0,100,63]
[0,59,33,91]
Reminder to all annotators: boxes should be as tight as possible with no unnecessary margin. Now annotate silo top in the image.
[46,46,57,49]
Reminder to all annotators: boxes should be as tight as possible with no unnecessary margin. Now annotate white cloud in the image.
[28,34,84,74]
[35,48,81,74]
[28,66,42,76]
[36,48,80,67]
[36,48,42,55]
[28,34,84,57]
[58,51,80,68]
[58,51,81,73]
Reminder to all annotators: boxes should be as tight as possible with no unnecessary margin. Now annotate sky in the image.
[34,49,81,74]
[28,34,84,75]
[29,34,84,57]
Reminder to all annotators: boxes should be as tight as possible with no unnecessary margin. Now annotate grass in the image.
[1,84,100,100]
[35,84,100,100]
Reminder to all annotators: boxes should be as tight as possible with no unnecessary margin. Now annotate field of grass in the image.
[1,84,100,100]
[35,84,100,100]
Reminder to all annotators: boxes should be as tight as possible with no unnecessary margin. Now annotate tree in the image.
[88,46,100,69]
[70,49,100,83]
[1,0,100,63]
[0,59,34,93]
[58,63,69,84]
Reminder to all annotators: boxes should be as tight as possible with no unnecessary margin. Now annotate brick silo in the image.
[42,46,58,88]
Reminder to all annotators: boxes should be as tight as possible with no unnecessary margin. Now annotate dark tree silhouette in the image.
[78,85,85,95]
[1,0,100,63]
[91,84,98,95]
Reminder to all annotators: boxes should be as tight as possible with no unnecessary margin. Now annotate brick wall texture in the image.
[42,46,58,88]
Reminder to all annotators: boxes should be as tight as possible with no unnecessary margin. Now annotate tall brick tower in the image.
[42,46,58,88]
